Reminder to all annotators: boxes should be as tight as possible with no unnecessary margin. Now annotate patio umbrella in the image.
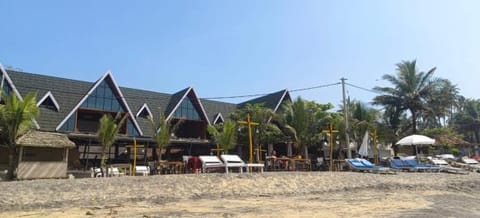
[396,134,435,158]
[358,131,369,158]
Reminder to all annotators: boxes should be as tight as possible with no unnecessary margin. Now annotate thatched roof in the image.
[17,131,76,148]
[434,134,472,146]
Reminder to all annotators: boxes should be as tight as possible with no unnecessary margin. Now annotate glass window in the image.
[173,97,201,120]
[80,80,124,112]
[59,115,75,132]
[2,82,12,97]
[127,119,139,136]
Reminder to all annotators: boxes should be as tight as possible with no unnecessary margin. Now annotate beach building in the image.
[0,64,291,171]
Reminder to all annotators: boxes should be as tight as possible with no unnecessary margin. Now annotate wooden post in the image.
[322,123,339,171]
[238,114,259,163]
[133,138,137,176]
[370,129,378,164]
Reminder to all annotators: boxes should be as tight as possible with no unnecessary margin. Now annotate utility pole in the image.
[341,78,352,159]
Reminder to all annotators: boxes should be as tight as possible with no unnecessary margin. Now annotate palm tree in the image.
[281,97,335,158]
[97,113,127,176]
[453,99,480,143]
[421,79,459,128]
[0,92,39,180]
[207,121,237,154]
[148,111,181,161]
[231,103,283,158]
[373,60,438,133]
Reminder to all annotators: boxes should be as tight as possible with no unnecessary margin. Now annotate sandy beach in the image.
[1,172,479,217]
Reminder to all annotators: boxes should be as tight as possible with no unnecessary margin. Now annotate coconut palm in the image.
[0,92,39,180]
[373,60,438,133]
[97,113,127,176]
[280,97,335,158]
[421,79,459,128]
[230,103,283,156]
[207,121,237,154]
[453,99,480,143]
[148,111,182,161]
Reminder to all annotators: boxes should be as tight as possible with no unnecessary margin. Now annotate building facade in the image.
[0,64,291,169]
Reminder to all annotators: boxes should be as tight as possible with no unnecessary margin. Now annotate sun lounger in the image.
[135,165,150,176]
[390,159,415,171]
[404,159,441,172]
[220,154,264,173]
[346,159,394,174]
[459,157,480,172]
[199,155,225,173]
[431,159,468,174]
[90,167,125,177]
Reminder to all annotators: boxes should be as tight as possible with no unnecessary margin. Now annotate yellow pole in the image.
[322,123,338,172]
[247,115,254,163]
[238,114,259,164]
[133,137,137,176]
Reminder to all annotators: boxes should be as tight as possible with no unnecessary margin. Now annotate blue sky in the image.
[1,0,479,107]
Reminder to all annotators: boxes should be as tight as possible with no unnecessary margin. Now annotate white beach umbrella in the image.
[358,131,369,157]
[396,134,435,158]
[396,134,435,145]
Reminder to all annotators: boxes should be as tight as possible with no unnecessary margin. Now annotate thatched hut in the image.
[16,131,75,179]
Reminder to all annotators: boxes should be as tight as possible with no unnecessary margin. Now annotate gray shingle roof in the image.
[238,89,289,112]
[4,70,288,136]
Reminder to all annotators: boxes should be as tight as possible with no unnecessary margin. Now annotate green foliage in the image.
[280,97,335,154]
[97,113,127,169]
[373,60,438,133]
[149,111,181,160]
[231,103,284,146]
[207,121,237,154]
[0,92,39,180]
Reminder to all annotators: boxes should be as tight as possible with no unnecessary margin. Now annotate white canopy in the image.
[396,134,435,146]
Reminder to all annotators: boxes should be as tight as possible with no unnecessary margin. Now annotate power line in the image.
[204,82,341,100]
[345,82,381,94]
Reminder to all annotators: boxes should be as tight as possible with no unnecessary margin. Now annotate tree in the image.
[97,113,127,176]
[0,92,39,180]
[373,60,438,133]
[453,99,480,144]
[230,103,284,157]
[421,79,459,128]
[207,121,237,154]
[280,97,334,158]
[148,111,181,161]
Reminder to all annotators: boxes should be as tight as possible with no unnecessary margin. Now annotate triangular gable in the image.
[165,87,211,125]
[136,103,153,118]
[37,91,60,111]
[0,64,40,129]
[272,89,292,113]
[213,113,224,124]
[55,71,144,136]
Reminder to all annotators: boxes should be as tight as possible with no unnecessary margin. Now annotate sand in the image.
[1,172,479,217]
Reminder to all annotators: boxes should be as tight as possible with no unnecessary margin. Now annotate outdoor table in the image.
[158,161,185,174]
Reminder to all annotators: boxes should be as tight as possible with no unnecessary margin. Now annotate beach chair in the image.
[357,158,395,174]
[431,159,468,174]
[346,159,393,173]
[135,165,150,176]
[404,159,440,172]
[220,154,265,173]
[199,155,225,173]
[459,157,480,172]
[389,159,415,171]
[220,155,245,173]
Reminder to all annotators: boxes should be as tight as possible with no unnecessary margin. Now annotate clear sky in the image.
[1,0,479,107]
